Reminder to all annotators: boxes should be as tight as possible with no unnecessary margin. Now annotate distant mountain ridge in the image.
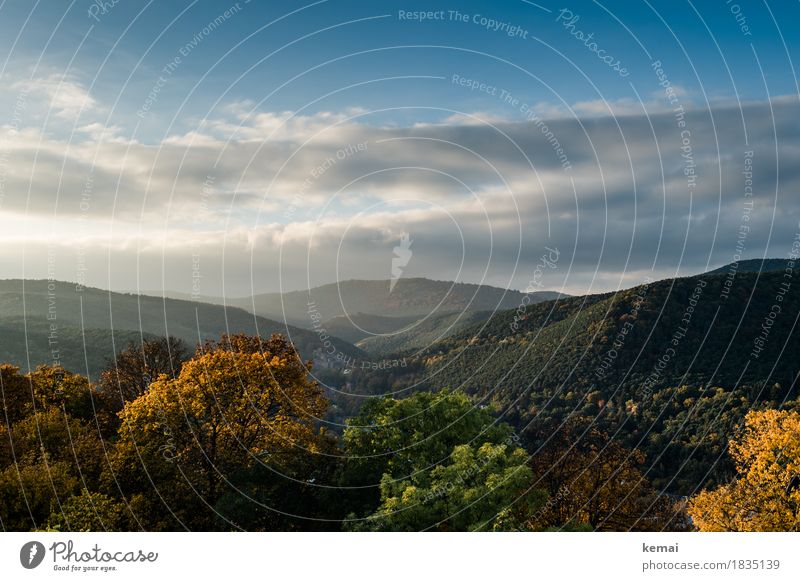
[0,279,362,376]
[222,278,564,329]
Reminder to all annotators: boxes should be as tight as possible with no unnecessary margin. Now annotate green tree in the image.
[341,391,545,530]
[0,461,78,531]
[360,441,543,531]
[44,490,128,531]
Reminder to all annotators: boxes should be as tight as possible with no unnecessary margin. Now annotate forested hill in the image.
[705,258,792,276]
[349,268,800,494]
[0,279,362,375]
[414,269,798,406]
[224,278,564,327]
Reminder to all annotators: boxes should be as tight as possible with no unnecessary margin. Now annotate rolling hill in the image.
[0,279,363,377]
[220,278,563,328]
[355,309,496,356]
[346,266,800,494]
[408,268,800,409]
[321,313,420,344]
[705,258,791,275]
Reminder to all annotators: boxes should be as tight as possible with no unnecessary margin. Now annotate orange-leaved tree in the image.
[111,334,329,529]
[688,409,800,531]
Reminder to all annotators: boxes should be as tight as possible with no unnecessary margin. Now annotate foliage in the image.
[340,391,545,530]
[688,409,800,531]
[359,442,543,531]
[526,418,688,531]
[354,271,800,497]
[98,336,188,406]
[111,334,330,529]
[44,490,128,531]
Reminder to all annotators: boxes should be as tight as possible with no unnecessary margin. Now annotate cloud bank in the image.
[2,74,798,297]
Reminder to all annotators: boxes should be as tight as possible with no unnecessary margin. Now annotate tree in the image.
[44,490,128,531]
[0,407,108,531]
[0,408,106,488]
[342,391,512,482]
[360,441,543,531]
[0,364,31,424]
[1,364,99,425]
[525,418,684,531]
[0,462,79,531]
[98,336,188,408]
[688,409,800,531]
[111,334,330,530]
[341,391,545,530]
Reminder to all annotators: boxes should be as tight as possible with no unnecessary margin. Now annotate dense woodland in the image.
[1,267,799,531]
[341,270,800,497]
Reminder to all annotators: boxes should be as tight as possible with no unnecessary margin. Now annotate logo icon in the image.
[390,232,413,292]
[20,541,46,569]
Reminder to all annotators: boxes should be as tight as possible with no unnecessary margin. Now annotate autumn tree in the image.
[0,364,30,424]
[525,418,684,531]
[111,333,330,530]
[1,364,99,425]
[688,409,800,531]
[0,407,108,531]
[98,336,188,408]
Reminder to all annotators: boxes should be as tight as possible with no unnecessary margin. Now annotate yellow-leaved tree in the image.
[110,334,330,529]
[688,409,800,531]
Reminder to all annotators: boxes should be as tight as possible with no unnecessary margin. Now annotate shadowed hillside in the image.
[0,279,363,376]
[222,278,564,328]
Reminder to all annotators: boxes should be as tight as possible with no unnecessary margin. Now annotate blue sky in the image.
[2,0,796,138]
[0,1,799,296]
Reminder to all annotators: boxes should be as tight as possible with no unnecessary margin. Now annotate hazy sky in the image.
[0,0,798,297]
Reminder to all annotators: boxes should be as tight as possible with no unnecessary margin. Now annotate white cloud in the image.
[12,74,100,121]
[3,88,800,296]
